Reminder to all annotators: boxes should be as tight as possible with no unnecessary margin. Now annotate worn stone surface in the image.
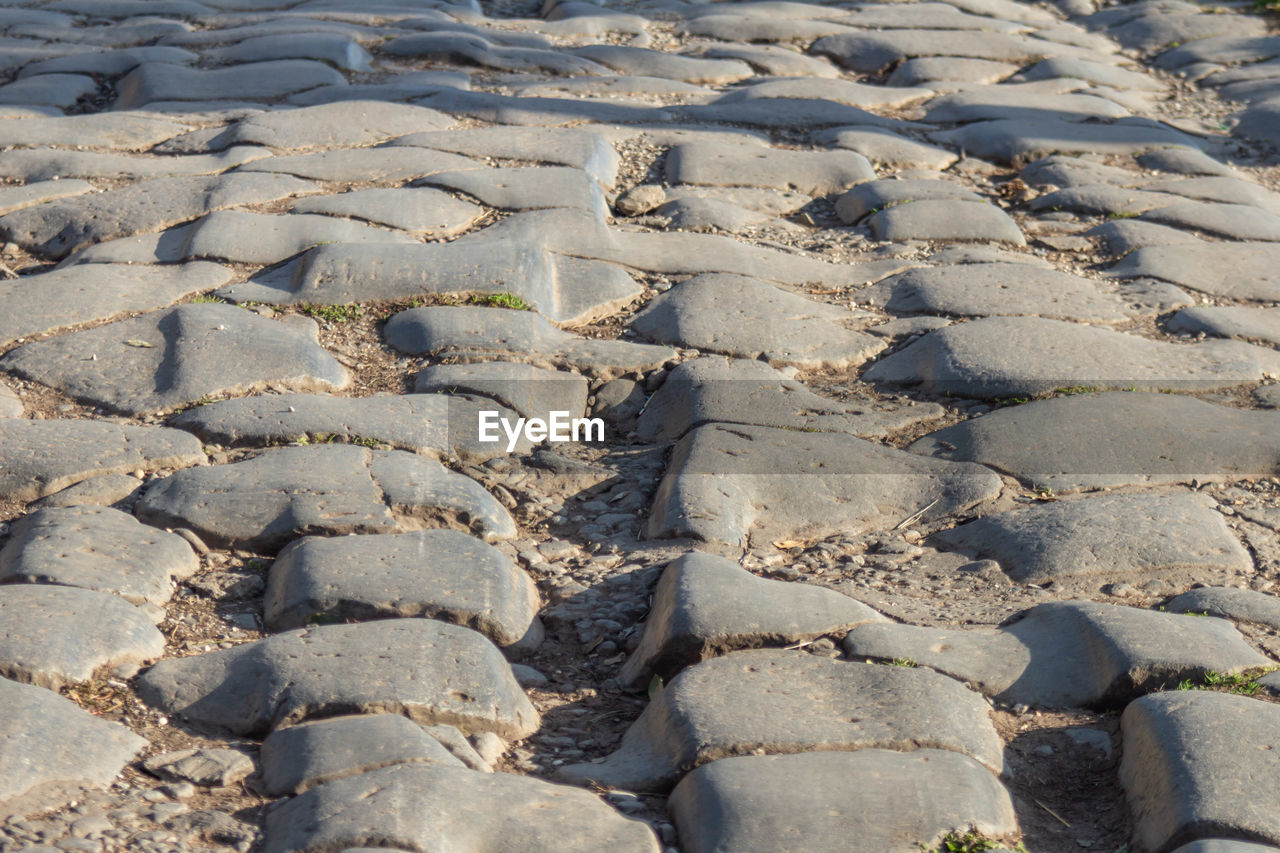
[620,552,884,687]
[861,263,1130,322]
[631,274,885,370]
[143,749,253,788]
[0,262,232,347]
[0,585,165,689]
[0,676,146,810]
[669,750,1018,853]
[1121,691,1280,851]
[649,423,1001,546]
[115,60,346,109]
[865,316,1278,398]
[0,505,197,605]
[1167,587,1280,630]
[265,530,541,650]
[183,101,453,152]
[0,172,313,259]
[138,619,538,738]
[636,357,945,442]
[171,392,528,461]
[933,492,1251,584]
[414,361,589,422]
[1169,306,1280,346]
[558,650,1005,791]
[290,187,483,235]
[866,198,1025,244]
[1105,242,1280,301]
[666,141,875,196]
[259,714,465,796]
[1,304,349,415]
[219,240,641,326]
[135,445,516,551]
[845,601,1270,709]
[262,764,660,853]
[0,419,203,502]
[385,305,674,380]
[911,391,1280,491]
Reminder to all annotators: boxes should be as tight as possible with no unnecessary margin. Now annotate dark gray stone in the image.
[171,392,528,461]
[143,748,254,788]
[416,166,606,217]
[1169,307,1280,346]
[1106,242,1280,301]
[574,44,751,84]
[0,677,145,810]
[115,60,347,108]
[910,391,1280,492]
[1121,691,1280,851]
[0,263,236,347]
[933,118,1202,166]
[162,101,452,153]
[390,126,620,186]
[0,585,165,688]
[0,172,313,259]
[864,316,1279,398]
[0,505,198,605]
[1,304,349,415]
[265,530,541,651]
[666,141,874,196]
[291,187,483,235]
[557,650,1004,791]
[0,112,187,150]
[862,263,1130,322]
[933,492,1250,584]
[0,146,268,181]
[0,419,203,502]
[262,764,660,853]
[835,179,983,224]
[138,619,538,738]
[648,423,1001,546]
[845,601,1270,709]
[812,126,958,171]
[135,445,516,552]
[619,552,884,687]
[219,240,641,326]
[384,305,674,380]
[811,30,1088,73]
[238,146,476,182]
[414,362,588,423]
[669,750,1017,853]
[865,199,1024,245]
[636,357,945,443]
[630,274,885,370]
[259,714,465,795]
[1167,587,1280,630]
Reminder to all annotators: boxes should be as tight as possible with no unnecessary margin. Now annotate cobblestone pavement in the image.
[3,0,1280,851]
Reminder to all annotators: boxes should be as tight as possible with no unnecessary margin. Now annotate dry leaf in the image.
[772,539,805,549]
[124,339,155,348]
